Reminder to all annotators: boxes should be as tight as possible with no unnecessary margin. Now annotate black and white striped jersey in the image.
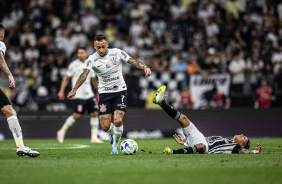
[206,136,242,154]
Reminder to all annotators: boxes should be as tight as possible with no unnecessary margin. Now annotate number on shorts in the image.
[121,95,125,104]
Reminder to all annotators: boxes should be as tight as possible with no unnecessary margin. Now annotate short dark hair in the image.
[245,138,251,149]
[77,47,87,52]
[0,23,4,31]
[94,34,107,42]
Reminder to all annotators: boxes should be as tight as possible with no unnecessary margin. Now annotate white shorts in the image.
[183,122,209,153]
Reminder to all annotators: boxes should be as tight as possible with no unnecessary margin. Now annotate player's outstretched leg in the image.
[90,112,103,143]
[153,85,182,123]
[111,110,125,154]
[2,105,40,157]
[57,114,79,143]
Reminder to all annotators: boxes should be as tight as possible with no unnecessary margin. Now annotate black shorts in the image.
[0,88,11,109]
[73,97,98,114]
[98,90,127,115]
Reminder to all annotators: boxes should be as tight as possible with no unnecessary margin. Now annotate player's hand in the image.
[173,134,185,145]
[58,91,65,100]
[8,74,15,89]
[255,143,261,154]
[144,67,151,77]
[67,89,76,100]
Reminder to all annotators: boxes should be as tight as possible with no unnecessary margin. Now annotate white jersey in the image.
[84,48,131,94]
[0,41,6,56]
[66,59,96,100]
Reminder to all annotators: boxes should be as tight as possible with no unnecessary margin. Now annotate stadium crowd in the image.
[0,0,282,110]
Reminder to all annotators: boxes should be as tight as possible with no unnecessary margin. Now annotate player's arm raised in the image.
[128,58,151,77]
[58,75,71,100]
[0,51,15,89]
[67,69,90,100]
[238,143,261,154]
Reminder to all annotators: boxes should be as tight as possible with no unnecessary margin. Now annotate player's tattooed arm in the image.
[0,51,12,76]
[239,143,261,154]
[67,69,90,100]
[73,69,90,90]
[128,58,147,69]
[128,58,151,77]
[0,51,15,89]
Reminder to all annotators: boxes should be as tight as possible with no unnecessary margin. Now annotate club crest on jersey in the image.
[111,57,118,65]
[100,104,107,112]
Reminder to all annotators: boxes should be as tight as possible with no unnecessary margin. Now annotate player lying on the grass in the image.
[0,23,39,157]
[153,86,262,154]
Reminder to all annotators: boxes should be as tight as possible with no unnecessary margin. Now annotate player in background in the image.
[67,34,151,154]
[0,23,39,157]
[57,47,103,143]
[153,85,261,154]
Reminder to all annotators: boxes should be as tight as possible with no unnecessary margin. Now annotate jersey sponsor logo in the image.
[121,52,127,59]
[101,75,120,82]
[109,53,117,56]
[105,86,119,91]
[100,104,107,112]
[97,64,103,68]
[111,57,118,65]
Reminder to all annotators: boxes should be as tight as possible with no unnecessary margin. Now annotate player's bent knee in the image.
[195,144,206,154]
[114,119,122,127]
[1,105,17,118]
[101,124,110,132]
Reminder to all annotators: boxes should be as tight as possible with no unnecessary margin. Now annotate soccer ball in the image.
[120,139,138,155]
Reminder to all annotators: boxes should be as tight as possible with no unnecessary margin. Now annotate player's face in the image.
[0,30,5,41]
[233,134,248,148]
[77,49,88,61]
[94,40,109,57]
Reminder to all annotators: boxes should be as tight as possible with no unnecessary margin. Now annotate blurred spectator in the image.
[271,46,282,74]
[176,86,193,109]
[187,56,201,75]
[255,79,276,108]
[210,87,231,110]
[247,55,264,93]
[229,51,246,95]
[171,52,188,72]
[201,48,219,74]
[81,8,99,33]
[20,27,37,47]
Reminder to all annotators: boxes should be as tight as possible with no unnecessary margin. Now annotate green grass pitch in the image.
[0,138,282,184]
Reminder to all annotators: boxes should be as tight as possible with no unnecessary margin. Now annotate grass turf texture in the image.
[0,138,281,184]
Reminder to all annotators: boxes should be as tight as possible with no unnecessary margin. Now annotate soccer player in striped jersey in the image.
[153,86,262,154]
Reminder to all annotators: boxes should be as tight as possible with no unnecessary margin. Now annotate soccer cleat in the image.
[163,147,173,154]
[91,137,104,143]
[111,147,118,154]
[109,132,114,144]
[17,147,40,157]
[152,85,166,104]
[57,130,65,143]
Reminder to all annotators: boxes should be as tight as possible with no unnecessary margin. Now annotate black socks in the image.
[172,146,197,154]
[159,100,181,120]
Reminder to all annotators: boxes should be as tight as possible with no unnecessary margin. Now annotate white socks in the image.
[90,117,99,139]
[113,125,123,147]
[7,116,24,149]
[61,115,76,132]
[106,123,114,133]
